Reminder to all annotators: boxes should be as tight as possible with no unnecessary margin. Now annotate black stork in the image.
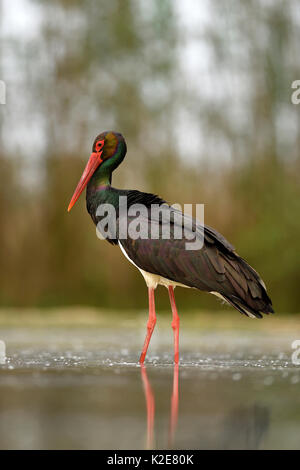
[68,131,274,364]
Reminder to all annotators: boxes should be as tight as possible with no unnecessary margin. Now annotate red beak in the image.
[68,150,103,212]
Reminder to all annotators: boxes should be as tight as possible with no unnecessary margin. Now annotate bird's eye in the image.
[96,140,104,152]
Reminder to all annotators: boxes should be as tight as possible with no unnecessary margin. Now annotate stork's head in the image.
[68,131,126,211]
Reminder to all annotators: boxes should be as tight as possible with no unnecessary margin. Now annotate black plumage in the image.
[117,194,273,318]
[89,186,273,319]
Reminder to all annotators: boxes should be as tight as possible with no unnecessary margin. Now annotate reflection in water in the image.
[140,365,270,450]
[220,405,270,450]
[169,364,179,447]
[140,365,155,449]
[141,364,179,449]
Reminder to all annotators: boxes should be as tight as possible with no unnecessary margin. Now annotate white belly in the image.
[118,242,189,290]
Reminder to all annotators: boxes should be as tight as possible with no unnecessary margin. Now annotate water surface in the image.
[0,310,299,449]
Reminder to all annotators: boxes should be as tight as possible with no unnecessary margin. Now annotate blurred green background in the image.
[0,0,299,313]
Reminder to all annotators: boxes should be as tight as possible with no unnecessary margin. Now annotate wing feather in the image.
[113,194,274,317]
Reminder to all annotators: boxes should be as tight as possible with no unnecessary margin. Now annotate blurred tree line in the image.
[0,0,299,313]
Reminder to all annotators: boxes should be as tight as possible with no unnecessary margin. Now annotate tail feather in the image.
[222,294,263,319]
[220,253,274,318]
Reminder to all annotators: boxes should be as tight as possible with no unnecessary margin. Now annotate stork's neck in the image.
[88,167,112,190]
[86,184,125,227]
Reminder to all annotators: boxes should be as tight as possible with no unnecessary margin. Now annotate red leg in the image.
[168,286,180,364]
[168,363,179,447]
[140,365,155,449]
[139,287,156,364]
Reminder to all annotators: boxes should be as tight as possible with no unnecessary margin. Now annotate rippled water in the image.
[0,317,299,449]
